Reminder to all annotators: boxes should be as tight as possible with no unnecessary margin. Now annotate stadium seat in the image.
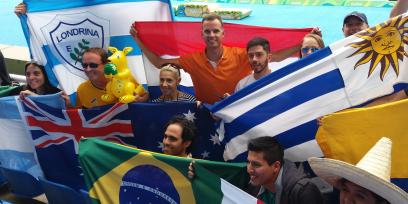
[38,177,92,204]
[0,171,5,186]
[0,165,43,198]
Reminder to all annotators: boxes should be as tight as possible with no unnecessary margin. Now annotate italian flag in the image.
[79,138,262,204]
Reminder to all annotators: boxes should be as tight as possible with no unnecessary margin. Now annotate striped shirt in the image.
[151,92,196,103]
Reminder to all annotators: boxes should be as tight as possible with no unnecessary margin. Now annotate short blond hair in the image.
[160,63,181,80]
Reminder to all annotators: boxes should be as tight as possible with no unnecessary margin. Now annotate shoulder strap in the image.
[289,177,310,203]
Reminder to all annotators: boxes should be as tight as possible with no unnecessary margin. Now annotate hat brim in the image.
[309,157,408,204]
[343,14,366,24]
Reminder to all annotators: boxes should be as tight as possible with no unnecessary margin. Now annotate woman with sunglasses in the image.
[300,34,325,58]
[151,63,196,102]
[10,61,61,97]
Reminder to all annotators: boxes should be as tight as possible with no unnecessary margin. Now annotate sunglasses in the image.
[82,63,100,69]
[301,47,319,54]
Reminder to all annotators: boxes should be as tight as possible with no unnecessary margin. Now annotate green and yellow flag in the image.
[79,138,259,204]
[316,98,408,188]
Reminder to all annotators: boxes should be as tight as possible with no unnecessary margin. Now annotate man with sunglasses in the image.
[76,47,148,108]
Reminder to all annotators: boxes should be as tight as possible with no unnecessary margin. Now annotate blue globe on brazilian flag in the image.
[79,138,260,204]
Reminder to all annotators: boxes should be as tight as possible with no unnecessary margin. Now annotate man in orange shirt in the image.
[130,14,297,104]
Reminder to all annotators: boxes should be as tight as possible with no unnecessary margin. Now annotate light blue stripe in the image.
[109,35,142,56]
[0,150,44,178]
[20,15,32,57]
[24,0,171,13]
[0,96,20,119]
[223,69,345,143]
[210,47,333,112]
[42,45,62,87]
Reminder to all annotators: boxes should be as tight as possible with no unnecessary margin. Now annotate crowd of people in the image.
[4,0,408,203]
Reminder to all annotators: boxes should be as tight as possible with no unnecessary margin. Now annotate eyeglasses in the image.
[301,47,319,54]
[82,63,100,69]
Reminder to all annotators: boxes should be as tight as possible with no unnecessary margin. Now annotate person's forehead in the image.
[248,151,266,161]
[202,19,223,28]
[166,124,183,135]
[248,45,266,53]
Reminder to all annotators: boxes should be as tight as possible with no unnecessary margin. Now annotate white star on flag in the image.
[215,120,225,142]
[183,110,196,122]
[157,142,163,149]
[210,134,221,145]
[201,150,210,159]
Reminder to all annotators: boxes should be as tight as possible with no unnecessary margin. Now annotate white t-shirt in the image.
[235,74,257,92]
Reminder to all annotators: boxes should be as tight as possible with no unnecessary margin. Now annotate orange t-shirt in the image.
[179,46,251,104]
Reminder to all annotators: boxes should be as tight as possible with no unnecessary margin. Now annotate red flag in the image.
[133,21,312,56]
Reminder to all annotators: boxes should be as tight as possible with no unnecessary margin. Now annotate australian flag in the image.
[18,98,134,190]
[18,98,224,190]
[128,102,225,161]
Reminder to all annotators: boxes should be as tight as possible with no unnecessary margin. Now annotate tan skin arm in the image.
[134,92,150,102]
[130,26,179,69]
[365,90,408,107]
[390,0,408,18]
[270,27,321,62]
[270,44,302,62]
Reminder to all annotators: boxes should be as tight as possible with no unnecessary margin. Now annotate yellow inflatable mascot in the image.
[101,46,146,103]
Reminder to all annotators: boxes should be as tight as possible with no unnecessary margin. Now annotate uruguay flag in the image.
[19,0,173,102]
[210,14,408,162]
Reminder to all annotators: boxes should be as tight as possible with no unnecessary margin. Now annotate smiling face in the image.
[247,151,280,188]
[162,123,191,157]
[343,16,369,37]
[201,19,224,49]
[82,52,105,84]
[159,70,180,97]
[25,64,45,91]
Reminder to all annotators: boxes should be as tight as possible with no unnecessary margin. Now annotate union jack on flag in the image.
[18,97,136,190]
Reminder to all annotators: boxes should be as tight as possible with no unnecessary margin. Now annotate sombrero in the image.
[308,137,408,204]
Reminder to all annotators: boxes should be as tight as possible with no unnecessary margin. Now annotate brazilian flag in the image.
[79,139,259,204]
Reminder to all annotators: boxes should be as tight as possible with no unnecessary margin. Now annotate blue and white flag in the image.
[20,0,173,100]
[0,93,65,178]
[210,14,408,162]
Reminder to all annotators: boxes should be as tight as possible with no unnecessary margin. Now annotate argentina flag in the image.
[19,0,173,102]
[210,13,408,162]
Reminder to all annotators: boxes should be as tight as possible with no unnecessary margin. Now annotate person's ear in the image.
[183,140,192,149]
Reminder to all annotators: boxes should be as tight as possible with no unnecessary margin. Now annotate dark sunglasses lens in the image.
[82,63,99,68]
[302,47,319,54]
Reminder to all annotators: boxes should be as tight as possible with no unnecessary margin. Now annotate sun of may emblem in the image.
[347,15,408,80]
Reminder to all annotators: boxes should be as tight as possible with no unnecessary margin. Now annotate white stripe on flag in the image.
[284,140,323,162]
[220,178,258,204]
[223,89,350,161]
[0,119,36,153]
[216,56,339,123]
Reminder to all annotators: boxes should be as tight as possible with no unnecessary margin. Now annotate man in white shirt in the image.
[235,37,272,92]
